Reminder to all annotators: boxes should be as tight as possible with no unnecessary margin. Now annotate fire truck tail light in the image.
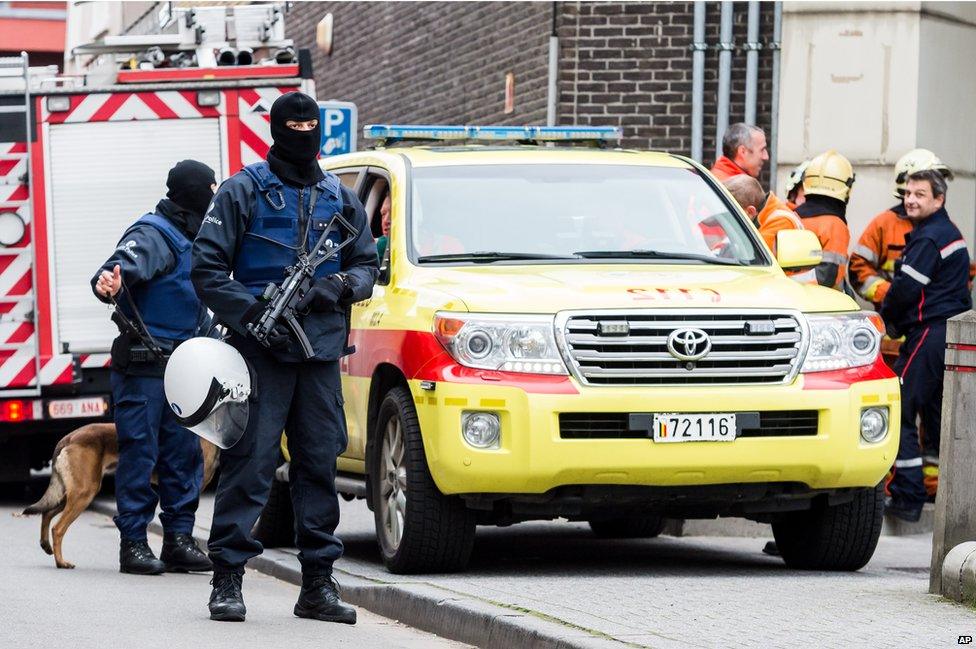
[47,96,71,113]
[1,400,34,423]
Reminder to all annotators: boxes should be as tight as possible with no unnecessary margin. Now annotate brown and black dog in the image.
[21,423,218,569]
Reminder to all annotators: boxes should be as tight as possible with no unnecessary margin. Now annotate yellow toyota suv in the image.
[307,125,899,574]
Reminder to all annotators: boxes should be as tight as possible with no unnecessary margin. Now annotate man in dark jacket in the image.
[92,159,216,575]
[881,169,972,522]
[192,92,377,624]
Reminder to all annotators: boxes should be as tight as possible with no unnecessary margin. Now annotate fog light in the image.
[461,411,500,449]
[860,407,888,443]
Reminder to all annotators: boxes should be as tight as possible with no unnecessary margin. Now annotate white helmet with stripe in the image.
[164,337,251,449]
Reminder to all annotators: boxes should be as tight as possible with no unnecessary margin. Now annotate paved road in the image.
[328,498,975,648]
[12,478,976,649]
[1,489,466,649]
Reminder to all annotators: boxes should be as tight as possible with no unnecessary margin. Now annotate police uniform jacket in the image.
[191,163,378,362]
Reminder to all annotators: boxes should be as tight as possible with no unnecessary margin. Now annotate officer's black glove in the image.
[265,323,291,350]
[297,275,349,312]
[241,300,289,349]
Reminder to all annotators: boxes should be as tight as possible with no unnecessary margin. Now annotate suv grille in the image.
[560,311,804,385]
[559,411,819,439]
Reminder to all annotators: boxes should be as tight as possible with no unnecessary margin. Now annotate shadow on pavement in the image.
[338,520,802,579]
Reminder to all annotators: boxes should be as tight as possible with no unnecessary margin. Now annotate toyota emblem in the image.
[666,327,711,361]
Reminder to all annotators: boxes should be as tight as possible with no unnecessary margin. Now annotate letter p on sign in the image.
[318,101,358,157]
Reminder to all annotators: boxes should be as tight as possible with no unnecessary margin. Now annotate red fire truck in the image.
[0,4,313,481]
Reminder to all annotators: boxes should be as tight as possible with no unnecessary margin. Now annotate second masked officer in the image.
[92,160,216,575]
[191,92,378,624]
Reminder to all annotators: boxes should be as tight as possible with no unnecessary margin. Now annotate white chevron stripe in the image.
[0,158,26,182]
[108,94,159,121]
[157,90,205,117]
[0,348,35,386]
[80,353,112,368]
[64,93,110,124]
[0,325,32,345]
[0,255,32,295]
[39,354,73,385]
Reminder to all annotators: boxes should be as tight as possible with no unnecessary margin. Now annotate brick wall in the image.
[287,1,553,126]
[557,1,775,177]
[286,1,777,176]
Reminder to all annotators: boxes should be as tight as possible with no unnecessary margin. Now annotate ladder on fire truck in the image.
[0,52,40,396]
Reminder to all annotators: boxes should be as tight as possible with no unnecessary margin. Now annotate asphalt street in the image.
[8,477,976,649]
[328,498,976,647]
[0,486,466,649]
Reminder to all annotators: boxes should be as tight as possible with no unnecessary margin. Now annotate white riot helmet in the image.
[165,337,252,449]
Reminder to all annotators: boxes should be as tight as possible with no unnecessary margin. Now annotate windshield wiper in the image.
[417,251,577,264]
[573,249,747,266]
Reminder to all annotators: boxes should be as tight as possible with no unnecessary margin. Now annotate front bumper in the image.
[412,369,900,496]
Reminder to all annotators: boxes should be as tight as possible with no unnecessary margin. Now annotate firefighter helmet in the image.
[802,150,855,203]
[893,149,954,198]
[784,160,809,200]
[164,337,252,449]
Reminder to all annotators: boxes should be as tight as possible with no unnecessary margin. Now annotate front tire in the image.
[369,386,475,573]
[772,484,884,571]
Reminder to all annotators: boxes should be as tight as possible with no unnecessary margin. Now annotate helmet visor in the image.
[188,398,249,450]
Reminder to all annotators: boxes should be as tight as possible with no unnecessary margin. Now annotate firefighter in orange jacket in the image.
[795,150,855,291]
[710,123,768,181]
[849,149,954,309]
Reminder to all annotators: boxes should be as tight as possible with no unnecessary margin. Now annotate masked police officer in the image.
[191,92,377,624]
[92,159,217,575]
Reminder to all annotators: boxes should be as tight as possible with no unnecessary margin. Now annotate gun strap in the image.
[112,279,167,361]
[298,186,321,261]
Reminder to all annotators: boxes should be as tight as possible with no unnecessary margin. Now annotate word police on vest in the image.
[164,338,252,449]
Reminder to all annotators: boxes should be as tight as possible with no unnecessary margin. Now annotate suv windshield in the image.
[410,164,766,265]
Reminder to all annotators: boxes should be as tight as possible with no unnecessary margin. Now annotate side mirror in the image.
[776,229,823,270]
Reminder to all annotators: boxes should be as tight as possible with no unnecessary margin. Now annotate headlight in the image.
[434,313,568,375]
[801,312,883,372]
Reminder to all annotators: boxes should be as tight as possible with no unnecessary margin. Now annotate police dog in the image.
[21,423,218,569]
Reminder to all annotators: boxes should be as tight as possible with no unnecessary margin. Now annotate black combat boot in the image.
[294,573,357,624]
[119,539,166,575]
[161,532,213,572]
[209,571,246,622]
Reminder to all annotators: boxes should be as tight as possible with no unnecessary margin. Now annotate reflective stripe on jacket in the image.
[798,213,850,291]
[880,207,972,336]
[848,204,912,306]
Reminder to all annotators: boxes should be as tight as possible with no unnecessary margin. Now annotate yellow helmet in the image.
[802,150,855,203]
[893,148,954,198]
[784,160,809,199]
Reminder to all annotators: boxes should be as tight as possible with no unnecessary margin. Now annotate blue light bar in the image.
[363,124,622,143]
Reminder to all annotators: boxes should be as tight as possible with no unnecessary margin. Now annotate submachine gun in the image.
[246,211,359,359]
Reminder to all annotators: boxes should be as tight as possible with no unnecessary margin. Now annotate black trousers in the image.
[208,350,348,575]
[889,322,946,507]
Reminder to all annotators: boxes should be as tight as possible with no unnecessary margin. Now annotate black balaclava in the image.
[267,92,324,187]
[164,159,216,237]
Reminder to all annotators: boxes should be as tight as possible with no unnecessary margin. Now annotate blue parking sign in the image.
[318,101,358,157]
